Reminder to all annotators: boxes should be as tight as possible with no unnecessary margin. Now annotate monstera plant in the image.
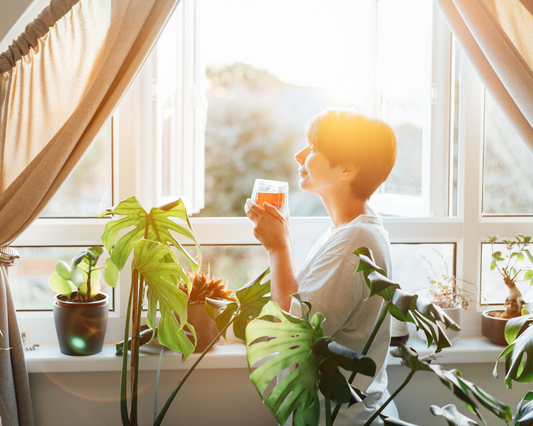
[100,196,200,426]
[152,267,271,425]
[245,247,515,426]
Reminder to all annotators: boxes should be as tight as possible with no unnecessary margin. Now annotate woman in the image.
[245,108,399,425]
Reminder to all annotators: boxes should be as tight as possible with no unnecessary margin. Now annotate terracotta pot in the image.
[53,292,109,356]
[186,304,220,353]
[481,310,532,346]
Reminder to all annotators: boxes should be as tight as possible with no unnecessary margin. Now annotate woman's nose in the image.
[294,147,307,164]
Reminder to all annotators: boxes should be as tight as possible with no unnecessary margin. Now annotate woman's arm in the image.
[245,199,298,311]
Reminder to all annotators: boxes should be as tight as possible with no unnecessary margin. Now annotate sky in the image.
[202,0,429,121]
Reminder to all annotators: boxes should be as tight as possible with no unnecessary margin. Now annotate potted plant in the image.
[244,247,514,426]
[482,234,533,346]
[179,271,236,352]
[48,246,118,355]
[418,251,474,343]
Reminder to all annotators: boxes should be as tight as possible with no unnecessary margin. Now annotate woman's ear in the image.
[339,162,359,181]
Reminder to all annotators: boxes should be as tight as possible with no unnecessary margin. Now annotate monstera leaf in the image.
[133,240,195,359]
[515,391,533,426]
[392,345,512,424]
[101,196,200,273]
[245,299,376,426]
[430,404,479,426]
[206,268,271,340]
[354,248,459,353]
[494,322,533,387]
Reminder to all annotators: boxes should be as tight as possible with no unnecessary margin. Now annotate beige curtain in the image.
[434,0,533,151]
[0,0,179,424]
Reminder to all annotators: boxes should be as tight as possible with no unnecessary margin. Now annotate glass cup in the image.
[252,179,289,215]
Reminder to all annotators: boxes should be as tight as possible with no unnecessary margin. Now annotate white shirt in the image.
[286,214,398,426]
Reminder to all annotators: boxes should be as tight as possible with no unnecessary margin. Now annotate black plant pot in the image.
[53,292,109,356]
[481,310,531,346]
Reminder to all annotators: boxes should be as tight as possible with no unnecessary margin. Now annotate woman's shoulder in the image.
[322,216,389,259]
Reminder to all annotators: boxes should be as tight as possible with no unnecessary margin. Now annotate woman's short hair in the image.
[306,109,397,200]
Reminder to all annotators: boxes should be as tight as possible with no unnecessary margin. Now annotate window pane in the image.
[371,0,429,217]
[198,0,431,218]
[483,93,533,216]
[183,245,269,292]
[11,247,114,311]
[390,243,456,298]
[40,120,113,217]
[480,242,533,305]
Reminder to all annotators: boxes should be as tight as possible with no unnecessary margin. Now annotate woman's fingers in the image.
[263,202,284,222]
[245,199,261,219]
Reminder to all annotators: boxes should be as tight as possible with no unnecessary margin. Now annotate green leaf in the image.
[491,262,496,271]
[515,391,533,426]
[390,345,433,372]
[133,239,195,359]
[55,261,71,280]
[495,323,533,387]
[101,258,119,287]
[80,280,101,296]
[49,272,73,298]
[313,338,375,405]
[429,364,511,423]
[504,314,533,344]
[246,301,319,425]
[525,249,533,264]
[88,246,104,262]
[101,196,200,273]
[430,404,479,425]
[352,248,457,353]
[493,251,502,260]
[88,268,100,282]
[70,267,85,288]
[523,270,533,281]
[517,253,525,262]
[232,268,271,340]
[393,345,511,424]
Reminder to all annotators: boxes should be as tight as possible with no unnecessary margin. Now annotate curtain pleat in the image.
[434,0,533,152]
[0,1,180,425]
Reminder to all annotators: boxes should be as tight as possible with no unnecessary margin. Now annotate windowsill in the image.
[25,336,507,374]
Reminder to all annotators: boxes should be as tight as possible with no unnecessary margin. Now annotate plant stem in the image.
[153,316,236,426]
[131,276,144,425]
[130,270,140,425]
[363,370,416,426]
[325,398,332,426]
[331,301,390,423]
[120,276,134,426]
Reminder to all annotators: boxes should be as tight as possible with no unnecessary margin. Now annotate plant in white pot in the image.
[418,251,474,343]
[482,234,533,345]
[48,246,118,355]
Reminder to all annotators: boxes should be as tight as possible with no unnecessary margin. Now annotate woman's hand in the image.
[244,199,291,254]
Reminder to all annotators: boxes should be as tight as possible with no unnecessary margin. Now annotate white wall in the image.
[29,363,529,426]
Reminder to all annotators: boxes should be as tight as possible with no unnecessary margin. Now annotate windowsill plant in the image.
[48,246,118,355]
[418,251,476,343]
[482,234,533,346]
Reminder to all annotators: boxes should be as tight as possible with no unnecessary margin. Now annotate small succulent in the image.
[48,246,119,302]
[180,272,236,304]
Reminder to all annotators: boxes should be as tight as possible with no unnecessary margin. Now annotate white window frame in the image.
[13,0,533,346]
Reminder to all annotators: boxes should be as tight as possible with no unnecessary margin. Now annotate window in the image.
[12,0,533,344]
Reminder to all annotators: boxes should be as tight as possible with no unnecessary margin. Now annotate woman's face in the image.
[294,144,342,195]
